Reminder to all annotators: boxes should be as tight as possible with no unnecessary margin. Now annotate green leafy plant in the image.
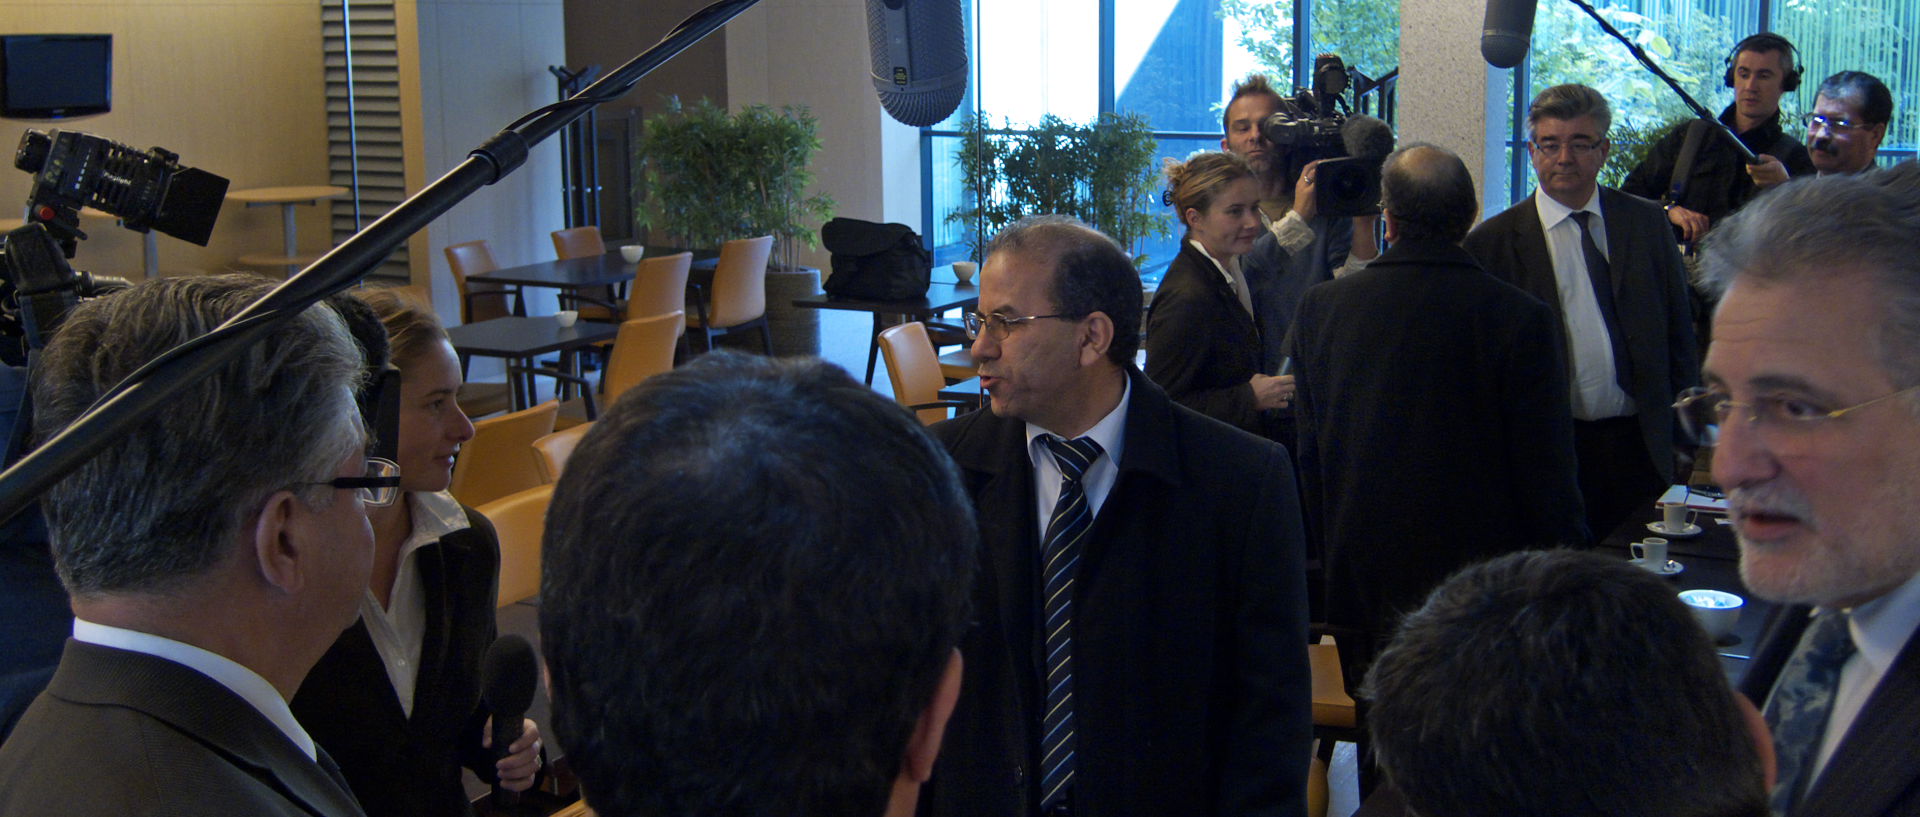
[635,97,836,269]
[949,112,1172,266]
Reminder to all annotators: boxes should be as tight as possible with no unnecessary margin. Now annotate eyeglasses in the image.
[962,310,1081,341]
[300,457,403,507]
[1527,139,1604,157]
[1671,385,1920,447]
[1803,113,1869,133]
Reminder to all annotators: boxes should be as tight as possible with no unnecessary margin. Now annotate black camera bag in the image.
[821,217,932,301]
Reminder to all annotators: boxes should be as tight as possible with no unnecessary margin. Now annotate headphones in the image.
[1724,32,1802,92]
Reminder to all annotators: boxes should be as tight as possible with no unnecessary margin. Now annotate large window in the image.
[1504,0,1917,204]
[923,0,1400,270]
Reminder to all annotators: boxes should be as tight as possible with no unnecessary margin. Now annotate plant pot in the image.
[764,265,821,357]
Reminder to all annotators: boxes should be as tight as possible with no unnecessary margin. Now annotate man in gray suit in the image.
[1696,165,1920,817]
[1465,83,1698,540]
[0,274,378,817]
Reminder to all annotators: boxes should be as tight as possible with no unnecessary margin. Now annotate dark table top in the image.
[791,278,979,315]
[468,247,715,290]
[445,316,619,359]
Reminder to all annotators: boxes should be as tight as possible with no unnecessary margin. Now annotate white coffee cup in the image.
[1631,537,1669,569]
[952,261,978,284]
[1659,501,1695,533]
[556,310,579,327]
[1678,589,1744,641]
[620,244,646,263]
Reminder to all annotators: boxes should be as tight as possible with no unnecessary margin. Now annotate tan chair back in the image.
[531,422,592,484]
[604,311,686,405]
[550,226,605,260]
[450,400,558,507]
[878,321,954,425]
[706,235,772,327]
[628,251,692,322]
[445,240,511,323]
[476,484,553,607]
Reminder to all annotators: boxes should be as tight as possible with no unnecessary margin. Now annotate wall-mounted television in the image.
[1,34,113,119]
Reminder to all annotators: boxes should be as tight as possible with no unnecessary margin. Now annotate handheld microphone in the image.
[865,0,969,127]
[481,634,539,806]
[1482,0,1540,69]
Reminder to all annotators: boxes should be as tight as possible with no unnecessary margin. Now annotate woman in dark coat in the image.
[1146,150,1295,437]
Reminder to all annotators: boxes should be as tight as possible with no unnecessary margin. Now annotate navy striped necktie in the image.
[1038,434,1103,813]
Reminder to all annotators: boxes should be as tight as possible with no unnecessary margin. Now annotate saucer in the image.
[1647,521,1703,538]
[1630,557,1685,576]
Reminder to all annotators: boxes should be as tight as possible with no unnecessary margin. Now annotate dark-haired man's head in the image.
[1380,143,1479,244]
[540,351,976,817]
[1808,71,1892,176]
[1367,550,1771,817]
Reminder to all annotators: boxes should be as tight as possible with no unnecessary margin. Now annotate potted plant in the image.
[635,97,836,353]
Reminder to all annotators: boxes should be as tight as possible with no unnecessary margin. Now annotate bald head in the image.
[1381,144,1479,244]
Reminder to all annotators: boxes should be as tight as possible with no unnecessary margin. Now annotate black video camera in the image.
[0,130,229,362]
[1257,55,1396,218]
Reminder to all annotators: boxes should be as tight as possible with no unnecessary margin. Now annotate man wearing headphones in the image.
[1623,33,1815,243]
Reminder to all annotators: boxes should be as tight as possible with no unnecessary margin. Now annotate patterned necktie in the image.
[1039,434,1103,813]
[1569,210,1635,395]
[1765,610,1856,816]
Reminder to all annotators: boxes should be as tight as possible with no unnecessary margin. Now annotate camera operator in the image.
[1220,65,1381,378]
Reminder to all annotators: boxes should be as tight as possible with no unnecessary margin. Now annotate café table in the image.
[792,274,979,384]
[467,246,716,316]
[445,315,619,412]
[227,185,348,275]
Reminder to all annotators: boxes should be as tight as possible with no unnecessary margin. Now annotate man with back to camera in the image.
[1622,32,1815,243]
[1220,69,1381,376]
[1287,144,1587,660]
[925,215,1310,817]
[1366,549,1775,817]
[539,352,974,817]
[1687,164,1920,817]
[1465,83,1698,542]
[1803,71,1892,177]
[0,274,379,816]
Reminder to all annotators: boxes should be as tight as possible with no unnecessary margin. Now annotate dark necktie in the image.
[1765,610,1856,816]
[1569,210,1635,395]
[1039,434,1103,813]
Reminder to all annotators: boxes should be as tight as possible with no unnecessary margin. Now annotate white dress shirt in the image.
[358,489,472,718]
[1533,189,1634,420]
[73,618,318,761]
[1026,376,1131,541]
[1187,238,1255,318]
[1809,570,1920,783]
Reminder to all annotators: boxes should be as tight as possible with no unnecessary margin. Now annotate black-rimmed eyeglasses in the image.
[301,457,403,507]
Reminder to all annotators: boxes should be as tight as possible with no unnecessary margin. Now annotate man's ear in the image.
[1079,312,1116,368]
[1381,211,1401,245]
[903,649,963,784]
[251,490,304,595]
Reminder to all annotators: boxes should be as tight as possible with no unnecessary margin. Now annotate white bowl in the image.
[555,310,579,327]
[619,244,646,263]
[952,261,978,284]
[1678,589,1744,641]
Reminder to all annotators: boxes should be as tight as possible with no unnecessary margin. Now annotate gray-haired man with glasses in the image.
[925,215,1310,817]
[1688,164,1920,817]
[0,274,377,817]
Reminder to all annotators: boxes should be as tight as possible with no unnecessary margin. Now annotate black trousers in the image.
[1573,415,1664,542]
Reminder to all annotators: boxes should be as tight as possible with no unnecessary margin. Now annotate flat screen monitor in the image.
[1,34,112,119]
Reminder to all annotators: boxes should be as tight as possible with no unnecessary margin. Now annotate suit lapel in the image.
[1799,626,1920,817]
[1598,188,1630,302]
[54,641,368,817]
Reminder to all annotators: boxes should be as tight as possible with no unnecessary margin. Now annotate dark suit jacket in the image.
[1462,187,1700,483]
[1285,238,1587,642]
[923,369,1310,817]
[0,640,368,817]
[1245,211,1353,375]
[1145,239,1269,437]
[292,505,501,817]
[1738,605,1920,817]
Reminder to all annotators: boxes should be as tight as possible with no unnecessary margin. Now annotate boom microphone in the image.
[1482,0,1540,69]
[481,634,539,806]
[1340,114,1396,160]
[865,0,969,127]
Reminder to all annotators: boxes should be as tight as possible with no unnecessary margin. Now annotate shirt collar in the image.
[1025,374,1130,471]
[72,618,317,761]
[1533,185,1604,230]
[1841,570,1920,678]
[1186,238,1242,286]
[402,490,471,557]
